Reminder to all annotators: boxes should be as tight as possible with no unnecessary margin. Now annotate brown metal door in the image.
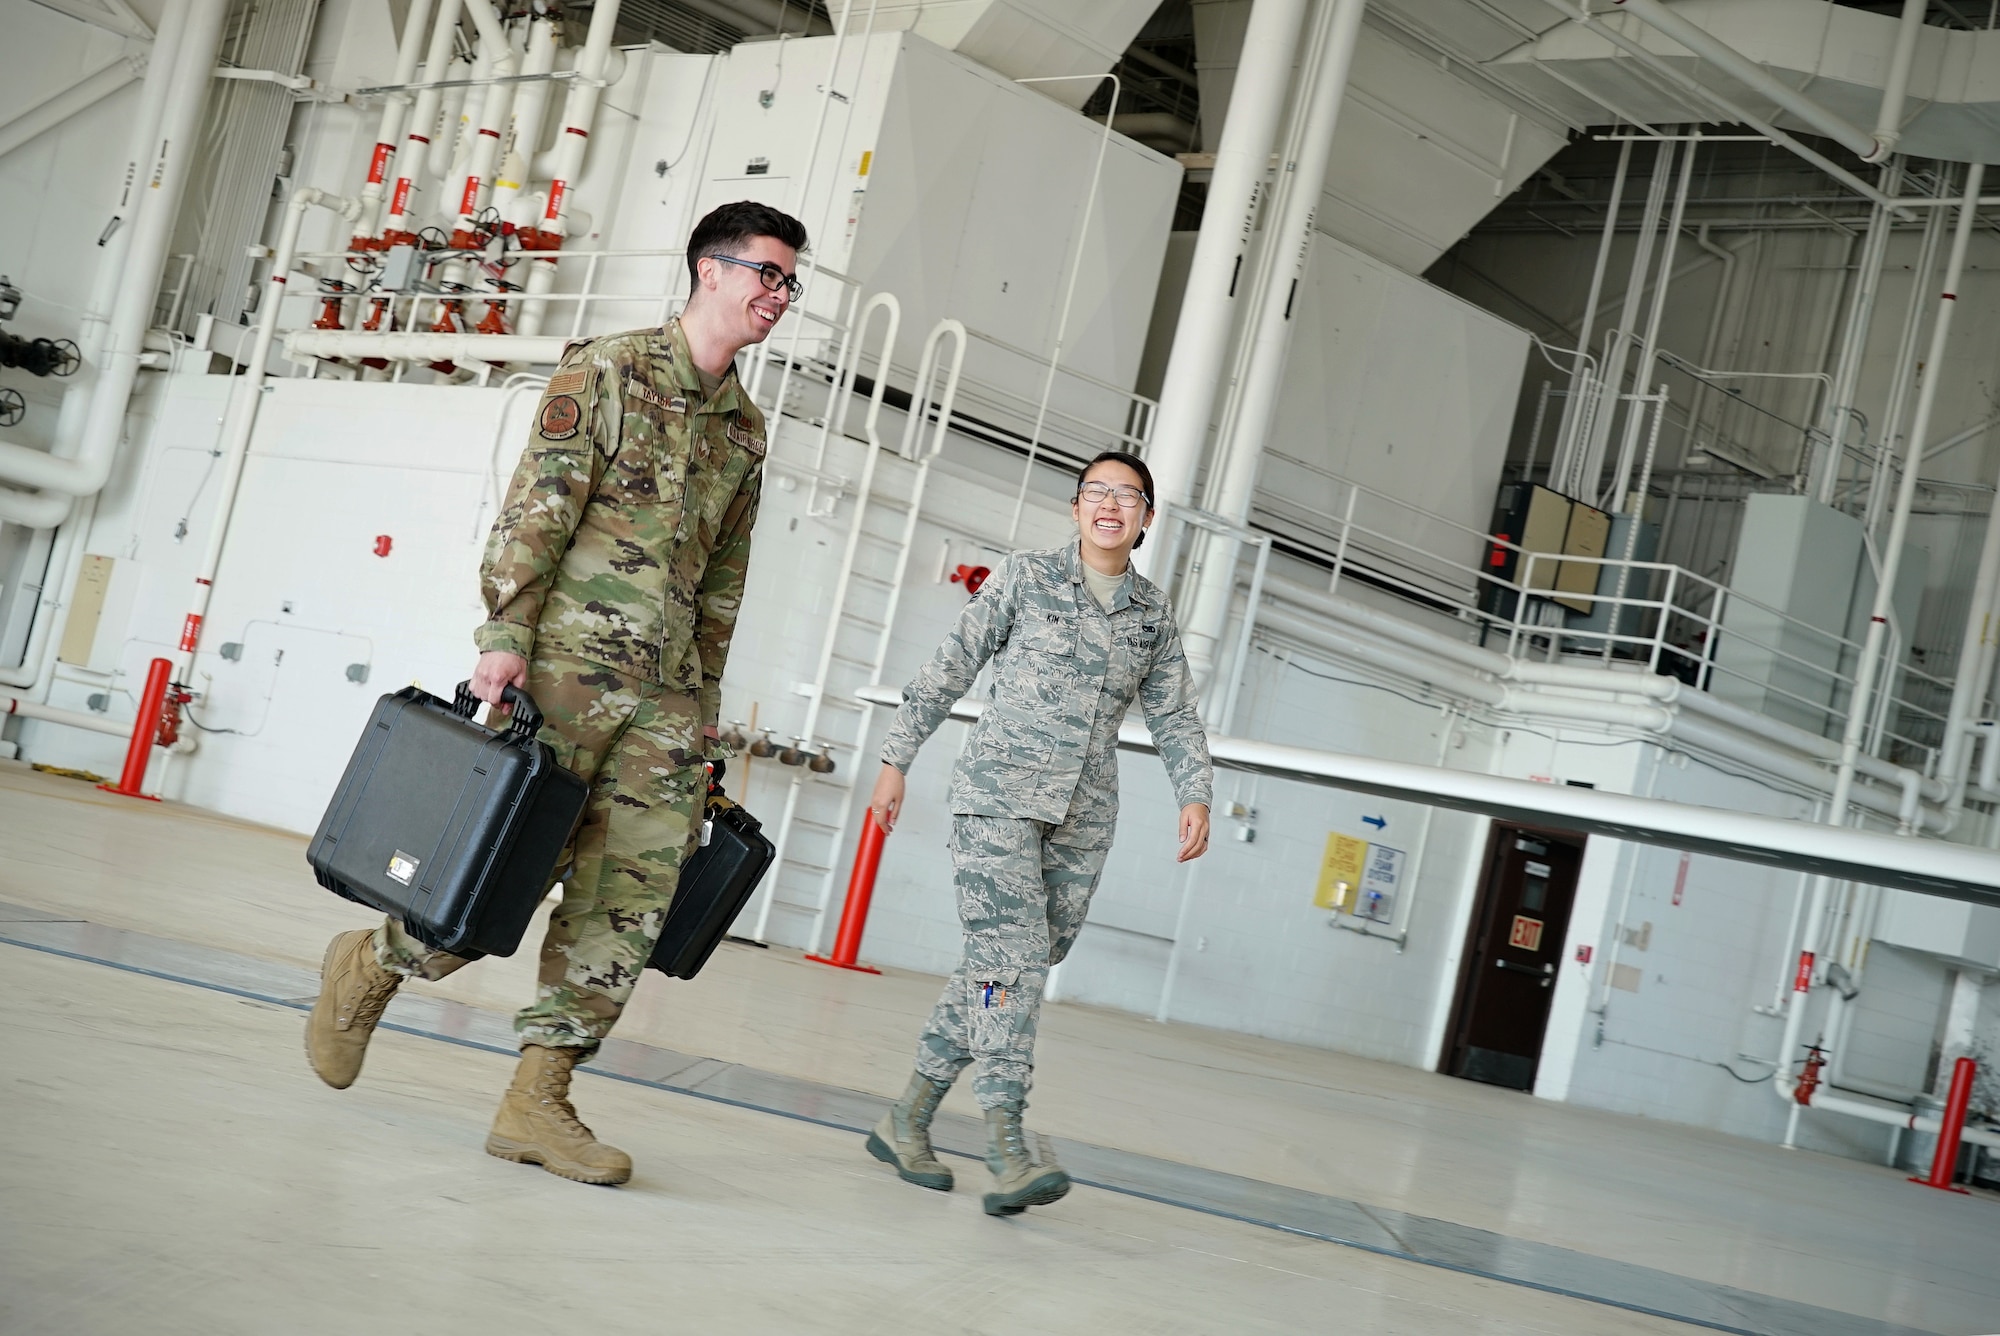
[1446,826,1585,1091]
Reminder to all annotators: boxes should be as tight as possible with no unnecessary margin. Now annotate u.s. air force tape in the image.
[539,394,582,440]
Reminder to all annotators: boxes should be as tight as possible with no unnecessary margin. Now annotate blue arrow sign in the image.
[1362,814,1387,831]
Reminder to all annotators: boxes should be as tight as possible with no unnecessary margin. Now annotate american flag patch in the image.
[544,368,588,396]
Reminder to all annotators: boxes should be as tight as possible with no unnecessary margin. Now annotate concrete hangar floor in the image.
[0,761,1990,1336]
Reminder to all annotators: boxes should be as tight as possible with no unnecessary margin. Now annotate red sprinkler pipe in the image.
[100,657,171,801]
[806,811,887,974]
[1911,1057,1977,1192]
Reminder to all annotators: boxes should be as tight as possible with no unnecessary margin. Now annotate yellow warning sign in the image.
[858,150,873,177]
[1314,833,1369,910]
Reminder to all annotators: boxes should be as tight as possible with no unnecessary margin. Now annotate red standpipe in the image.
[806,811,887,975]
[1910,1056,1977,1192]
[99,657,171,801]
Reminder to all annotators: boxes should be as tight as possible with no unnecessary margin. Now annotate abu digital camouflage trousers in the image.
[374,650,705,1054]
[913,812,1113,1111]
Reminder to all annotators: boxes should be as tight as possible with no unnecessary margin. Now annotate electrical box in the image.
[1479,482,1610,622]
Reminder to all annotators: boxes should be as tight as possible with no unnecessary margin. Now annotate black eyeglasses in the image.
[709,254,803,301]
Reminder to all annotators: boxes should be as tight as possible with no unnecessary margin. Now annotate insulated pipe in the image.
[1139,0,1310,577]
[0,55,143,161]
[172,189,362,676]
[490,15,558,226]
[1185,0,1366,678]
[1778,163,1991,1110]
[0,692,131,738]
[0,0,218,516]
[380,0,462,241]
[284,328,568,363]
[1872,0,1927,162]
[1607,0,1887,162]
[1866,180,1947,535]
[446,0,519,238]
[516,0,621,338]
[1936,453,2000,792]
[353,0,438,240]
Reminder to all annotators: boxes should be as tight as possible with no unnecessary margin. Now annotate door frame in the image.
[1440,819,1588,1079]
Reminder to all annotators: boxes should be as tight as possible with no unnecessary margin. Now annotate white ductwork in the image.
[1606,0,1886,161]
[1870,0,1926,160]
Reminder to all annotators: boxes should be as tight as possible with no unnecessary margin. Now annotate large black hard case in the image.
[308,683,588,959]
[646,796,775,980]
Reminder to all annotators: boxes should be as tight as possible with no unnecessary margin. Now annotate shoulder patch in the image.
[545,368,588,396]
[539,395,581,441]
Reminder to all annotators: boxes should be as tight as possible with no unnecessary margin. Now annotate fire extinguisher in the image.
[1793,1041,1827,1106]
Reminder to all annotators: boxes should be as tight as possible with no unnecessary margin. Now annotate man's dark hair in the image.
[686,200,810,290]
[1076,450,1155,549]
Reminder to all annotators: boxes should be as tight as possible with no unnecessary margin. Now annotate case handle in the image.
[450,680,545,739]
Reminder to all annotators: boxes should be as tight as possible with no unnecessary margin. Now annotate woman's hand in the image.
[1177,804,1210,862]
[869,763,907,834]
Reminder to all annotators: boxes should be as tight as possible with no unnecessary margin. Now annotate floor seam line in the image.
[0,926,1944,1336]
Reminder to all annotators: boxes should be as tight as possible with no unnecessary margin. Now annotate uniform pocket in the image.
[1019,610,1079,659]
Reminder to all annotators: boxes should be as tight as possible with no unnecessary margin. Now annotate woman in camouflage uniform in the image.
[863,450,1213,1216]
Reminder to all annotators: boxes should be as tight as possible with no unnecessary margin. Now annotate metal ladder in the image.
[749,316,968,948]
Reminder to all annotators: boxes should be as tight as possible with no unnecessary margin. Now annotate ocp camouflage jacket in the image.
[882,542,1213,824]
[474,319,764,726]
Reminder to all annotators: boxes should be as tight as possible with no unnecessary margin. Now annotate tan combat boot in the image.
[305,928,403,1089]
[865,1072,955,1190]
[485,1045,633,1186]
[981,1106,1071,1217]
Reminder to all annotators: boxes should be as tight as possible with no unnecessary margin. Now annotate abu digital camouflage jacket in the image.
[882,542,1213,824]
[474,318,765,726]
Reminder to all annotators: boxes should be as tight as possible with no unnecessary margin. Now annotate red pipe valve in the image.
[1792,1041,1826,1106]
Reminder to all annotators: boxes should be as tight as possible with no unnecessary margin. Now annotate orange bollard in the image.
[806,811,886,975]
[99,657,171,801]
[1910,1056,1977,1192]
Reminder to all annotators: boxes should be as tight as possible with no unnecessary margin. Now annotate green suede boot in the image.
[981,1106,1070,1216]
[866,1072,955,1190]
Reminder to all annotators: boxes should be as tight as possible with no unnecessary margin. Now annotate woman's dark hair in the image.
[1075,450,1155,549]
[686,200,810,290]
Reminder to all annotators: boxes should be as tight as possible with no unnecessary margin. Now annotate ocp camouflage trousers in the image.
[913,811,1113,1111]
[374,650,704,1054]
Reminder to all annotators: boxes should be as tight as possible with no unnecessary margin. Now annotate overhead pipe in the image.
[1606,0,1888,162]
[1865,176,1948,534]
[0,0,223,515]
[379,0,462,245]
[1581,137,1673,502]
[1183,0,1368,684]
[490,15,559,228]
[1,691,131,739]
[352,0,438,243]
[1535,0,1900,211]
[1776,162,1989,1123]
[1871,0,1927,162]
[0,55,143,162]
[516,0,622,339]
[170,188,362,679]
[1608,140,1697,509]
[444,0,519,247]
[1552,138,1631,487]
[1139,0,1311,577]
[1815,162,1899,505]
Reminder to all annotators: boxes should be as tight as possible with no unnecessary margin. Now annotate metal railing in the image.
[1234,469,1949,771]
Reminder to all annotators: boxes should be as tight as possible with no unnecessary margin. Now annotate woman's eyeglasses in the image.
[1077,482,1148,509]
[709,254,804,301]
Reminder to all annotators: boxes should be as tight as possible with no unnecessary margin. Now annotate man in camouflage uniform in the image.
[861,463,1213,1214]
[305,201,809,1187]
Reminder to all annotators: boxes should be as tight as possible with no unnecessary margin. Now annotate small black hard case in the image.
[308,682,588,959]
[647,787,775,980]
